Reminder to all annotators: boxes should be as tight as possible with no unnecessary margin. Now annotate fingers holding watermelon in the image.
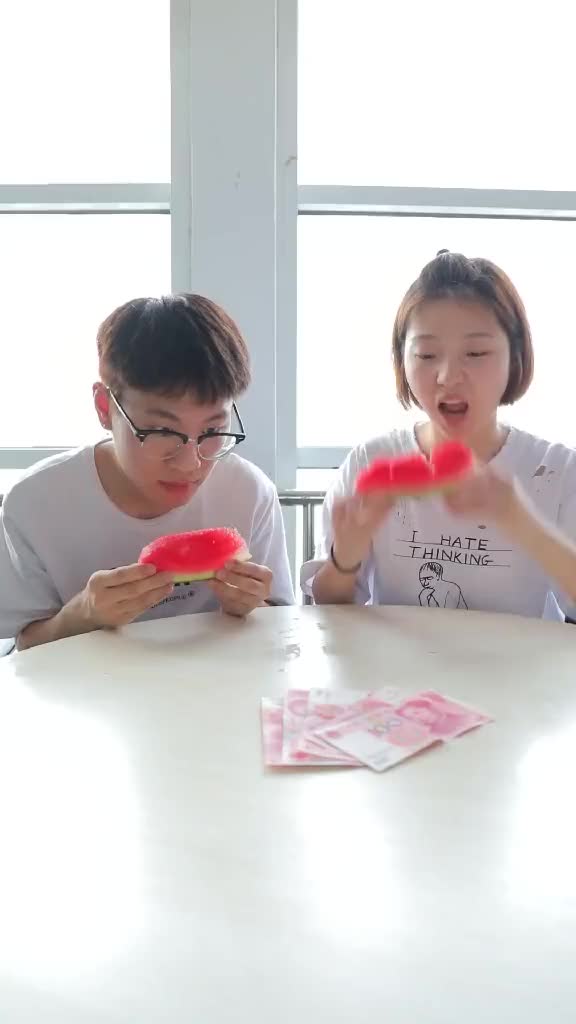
[443,465,525,531]
[332,491,397,570]
[327,441,475,575]
[138,528,270,618]
[208,560,273,617]
[81,563,175,628]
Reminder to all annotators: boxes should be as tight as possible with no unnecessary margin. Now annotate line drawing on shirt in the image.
[418,562,468,609]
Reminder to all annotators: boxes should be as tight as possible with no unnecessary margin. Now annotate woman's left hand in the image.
[208,560,273,617]
[444,467,529,533]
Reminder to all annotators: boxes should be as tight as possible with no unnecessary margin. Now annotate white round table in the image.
[1,605,576,1022]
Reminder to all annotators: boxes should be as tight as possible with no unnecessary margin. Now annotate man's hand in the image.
[17,563,175,651]
[79,563,175,628]
[208,560,272,617]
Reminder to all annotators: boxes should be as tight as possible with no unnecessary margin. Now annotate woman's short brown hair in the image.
[392,250,534,409]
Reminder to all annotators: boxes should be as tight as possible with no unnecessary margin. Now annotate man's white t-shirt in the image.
[302,426,576,622]
[0,444,294,639]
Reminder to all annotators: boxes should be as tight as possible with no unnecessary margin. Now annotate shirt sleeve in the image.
[300,449,373,604]
[0,505,62,639]
[249,487,295,606]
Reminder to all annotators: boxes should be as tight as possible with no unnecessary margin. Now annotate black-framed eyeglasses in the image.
[108,390,246,463]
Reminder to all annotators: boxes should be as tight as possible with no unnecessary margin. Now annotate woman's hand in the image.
[446,464,576,604]
[331,491,397,570]
[444,466,528,534]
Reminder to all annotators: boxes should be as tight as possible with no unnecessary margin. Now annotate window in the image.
[297,0,576,471]
[0,216,170,448]
[0,0,287,491]
[0,0,170,183]
[299,0,576,190]
[0,0,171,479]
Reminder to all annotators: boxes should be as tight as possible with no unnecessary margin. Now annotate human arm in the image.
[445,467,576,606]
[17,564,175,650]
[311,492,395,605]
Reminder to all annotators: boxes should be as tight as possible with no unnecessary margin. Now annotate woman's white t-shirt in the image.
[302,426,576,622]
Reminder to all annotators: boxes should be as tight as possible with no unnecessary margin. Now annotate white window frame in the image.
[11,2,573,485]
[0,0,298,492]
[173,0,298,488]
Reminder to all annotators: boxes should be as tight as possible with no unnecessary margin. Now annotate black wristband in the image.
[330,543,362,575]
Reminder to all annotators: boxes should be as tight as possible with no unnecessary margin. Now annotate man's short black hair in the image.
[97,293,251,401]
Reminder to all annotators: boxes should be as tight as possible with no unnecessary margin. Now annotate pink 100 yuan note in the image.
[394,690,493,739]
[296,687,401,760]
[261,697,360,767]
[314,706,440,772]
[315,690,492,772]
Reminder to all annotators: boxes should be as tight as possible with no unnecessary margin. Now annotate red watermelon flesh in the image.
[390,454,434,489]
[139,527,250,582]
[355,458,393,494]
[430,440,474,482]
[356,453,433,494]
[356,441,473,497]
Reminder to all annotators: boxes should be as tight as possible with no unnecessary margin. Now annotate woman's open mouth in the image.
[437,399,469,421]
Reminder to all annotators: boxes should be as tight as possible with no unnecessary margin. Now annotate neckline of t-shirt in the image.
[85,440,206,529]
[408,421,518,467]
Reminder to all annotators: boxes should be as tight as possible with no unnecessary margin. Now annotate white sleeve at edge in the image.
[0,507,61,639]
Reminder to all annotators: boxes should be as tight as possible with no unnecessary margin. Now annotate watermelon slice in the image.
[429,440,473,485]
[390,454,434,492]
[356,453,432,496]
[356,441,473,498]
[139,527,251,583]
[356,458,393,491]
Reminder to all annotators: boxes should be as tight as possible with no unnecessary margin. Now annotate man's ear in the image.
[93,382,112,430]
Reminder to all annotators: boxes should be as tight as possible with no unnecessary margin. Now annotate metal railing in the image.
[278,490,325,605]
[278,490,324,561]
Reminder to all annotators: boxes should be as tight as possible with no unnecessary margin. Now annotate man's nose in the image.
[173,440,202,469]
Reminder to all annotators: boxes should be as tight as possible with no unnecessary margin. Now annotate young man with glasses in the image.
[0,294,294,650]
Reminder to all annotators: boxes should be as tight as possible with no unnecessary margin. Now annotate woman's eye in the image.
[468,350,489,358]
[416,353,435,361]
